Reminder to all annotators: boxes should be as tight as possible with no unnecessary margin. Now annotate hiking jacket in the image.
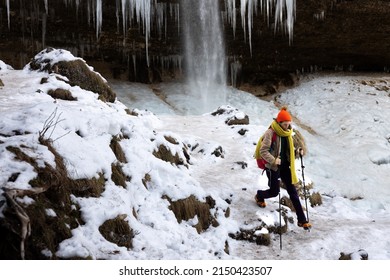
[259,128,288,171]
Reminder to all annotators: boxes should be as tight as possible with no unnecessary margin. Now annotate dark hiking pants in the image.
[257,164,307,223]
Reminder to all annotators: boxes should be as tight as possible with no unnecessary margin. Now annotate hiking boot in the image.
[254,195,266,208]
[297,221,312,230]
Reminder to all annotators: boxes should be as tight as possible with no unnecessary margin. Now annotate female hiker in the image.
[254,106,311,230]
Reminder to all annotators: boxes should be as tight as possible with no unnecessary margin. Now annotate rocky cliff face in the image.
[1,0,389,92]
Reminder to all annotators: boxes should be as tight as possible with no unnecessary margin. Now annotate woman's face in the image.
[280,121,292,131]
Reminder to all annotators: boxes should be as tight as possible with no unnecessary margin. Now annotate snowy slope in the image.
[113,73,390,260]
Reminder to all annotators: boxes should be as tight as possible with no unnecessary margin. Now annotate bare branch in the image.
[39,107,66,142]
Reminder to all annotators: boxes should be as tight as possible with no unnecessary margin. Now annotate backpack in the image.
[254,129,277,169]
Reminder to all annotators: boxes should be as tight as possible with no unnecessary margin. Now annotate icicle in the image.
[240,0,248,43]
[314,10,325,21]
[132,54,137,80]
[248,0,253,56]
[226,0,296,52]
[155,2,166,40]
[225,0,236,39]
[62,0,80,14]
[230,58,242,88]
[175,3,180,36]
[173,55,182,75]
[86,0,91,27]
[120,0,152,67]
[143,0,151,67]
[6,0,10,29]
[116,0,120,33]
[76,0,80,14]
[288,0,297,44]
[42,12,47,48]
[121,0,127,38]
[274,0,296,44]
[96,0,103,39]
[44,0,48,14]
[238,0,257,55]
[158,55,182,76]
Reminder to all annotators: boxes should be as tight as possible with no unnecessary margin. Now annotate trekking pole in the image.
[278,192,282,250]
[299,149,310,223]
[271,168,282,250]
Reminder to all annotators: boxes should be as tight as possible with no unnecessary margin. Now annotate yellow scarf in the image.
[271,120,298,185]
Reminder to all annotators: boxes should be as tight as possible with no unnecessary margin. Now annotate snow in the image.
[1,50,390,266]
[25,48,80,69]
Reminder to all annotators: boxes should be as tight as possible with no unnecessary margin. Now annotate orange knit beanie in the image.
[276,106,292,122]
